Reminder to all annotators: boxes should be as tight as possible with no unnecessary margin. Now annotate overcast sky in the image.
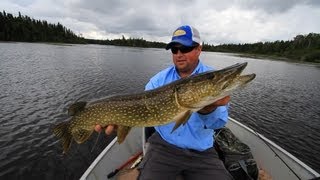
[2,0,320,44]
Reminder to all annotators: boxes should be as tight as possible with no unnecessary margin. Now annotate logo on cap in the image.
[173,29,186,37]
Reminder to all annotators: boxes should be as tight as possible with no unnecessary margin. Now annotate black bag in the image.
[215,127,259,180]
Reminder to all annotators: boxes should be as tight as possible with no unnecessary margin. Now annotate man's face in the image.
[171,44,202,78]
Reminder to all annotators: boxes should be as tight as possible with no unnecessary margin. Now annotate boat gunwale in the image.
[228,116,320,177]
[80,137,118,180]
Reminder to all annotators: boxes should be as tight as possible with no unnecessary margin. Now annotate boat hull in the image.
[80,118,319,180]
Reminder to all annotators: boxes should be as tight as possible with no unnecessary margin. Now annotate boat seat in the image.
[144,127,155,141]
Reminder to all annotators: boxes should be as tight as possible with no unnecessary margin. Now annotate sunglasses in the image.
[171,46,197,54]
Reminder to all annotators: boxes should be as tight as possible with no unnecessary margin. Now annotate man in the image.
[96,25,233,180]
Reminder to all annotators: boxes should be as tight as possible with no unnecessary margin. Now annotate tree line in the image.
[0,10,166,48]
[1,10,319,63]
[0,11,86,43]
[86,35,166,48]
[202,33,320,63]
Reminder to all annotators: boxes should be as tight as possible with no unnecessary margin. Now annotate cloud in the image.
[1,0,320,44]
[199,2,320,44]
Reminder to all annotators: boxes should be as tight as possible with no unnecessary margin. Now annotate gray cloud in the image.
[235,0,320,13]
[1,0,319,44]
[236,0,300,13]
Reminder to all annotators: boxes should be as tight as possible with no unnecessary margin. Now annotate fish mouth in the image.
[239,74,256,84]
[214,62,256,92]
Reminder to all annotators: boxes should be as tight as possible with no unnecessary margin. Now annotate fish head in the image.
[175,62,256,109]
[212,62,256,96]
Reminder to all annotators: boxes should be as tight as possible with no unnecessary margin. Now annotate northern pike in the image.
[53,62,256,153]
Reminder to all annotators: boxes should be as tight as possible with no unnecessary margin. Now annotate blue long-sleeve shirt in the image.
[145,60,229,151]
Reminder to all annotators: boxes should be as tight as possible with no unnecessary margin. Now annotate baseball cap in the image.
[165,25,201,50]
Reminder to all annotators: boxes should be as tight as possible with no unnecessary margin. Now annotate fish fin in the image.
[68,101,87,116]
[171,110,192,133]
[53,121,73,154]
[117,126,132,144]
[72,128,94,144]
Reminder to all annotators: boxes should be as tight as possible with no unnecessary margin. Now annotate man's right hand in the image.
[198,96,230,115]
[94,124,117,135]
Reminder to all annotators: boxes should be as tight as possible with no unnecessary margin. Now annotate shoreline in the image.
[229,52,320,65]
[1,41,319,65]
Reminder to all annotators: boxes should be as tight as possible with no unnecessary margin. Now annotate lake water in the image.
[0,42,319,179]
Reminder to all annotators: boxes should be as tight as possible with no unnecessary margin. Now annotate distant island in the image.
[1,11,319,63]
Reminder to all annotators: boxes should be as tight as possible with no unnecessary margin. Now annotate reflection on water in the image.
[0,43,319,179]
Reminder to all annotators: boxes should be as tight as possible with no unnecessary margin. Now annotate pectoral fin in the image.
[171,110,192,133]
[72,128,93,144]
[117,126,132,143]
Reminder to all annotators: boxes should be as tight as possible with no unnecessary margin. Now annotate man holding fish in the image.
[95,25,234,180]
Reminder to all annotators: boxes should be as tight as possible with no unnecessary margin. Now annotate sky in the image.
[1,0,320,45]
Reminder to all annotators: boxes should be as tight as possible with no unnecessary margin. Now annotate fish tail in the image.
[53,122,73,154]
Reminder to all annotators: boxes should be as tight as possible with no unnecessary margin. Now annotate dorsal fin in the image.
[68,101,87,116]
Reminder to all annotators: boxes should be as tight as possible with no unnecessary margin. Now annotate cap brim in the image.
[165,38,194,50]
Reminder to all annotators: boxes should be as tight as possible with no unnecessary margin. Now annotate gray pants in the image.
[138,133,234,180]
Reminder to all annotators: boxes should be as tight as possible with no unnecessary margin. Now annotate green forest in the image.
[202,34,320,63]
[0,11,85,43]
[1,11,319,63]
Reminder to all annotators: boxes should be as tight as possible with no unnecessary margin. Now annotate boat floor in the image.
[115,155,273,180]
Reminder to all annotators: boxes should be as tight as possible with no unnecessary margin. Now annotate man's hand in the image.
[197,96,230,115]
[94,124,117,135]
